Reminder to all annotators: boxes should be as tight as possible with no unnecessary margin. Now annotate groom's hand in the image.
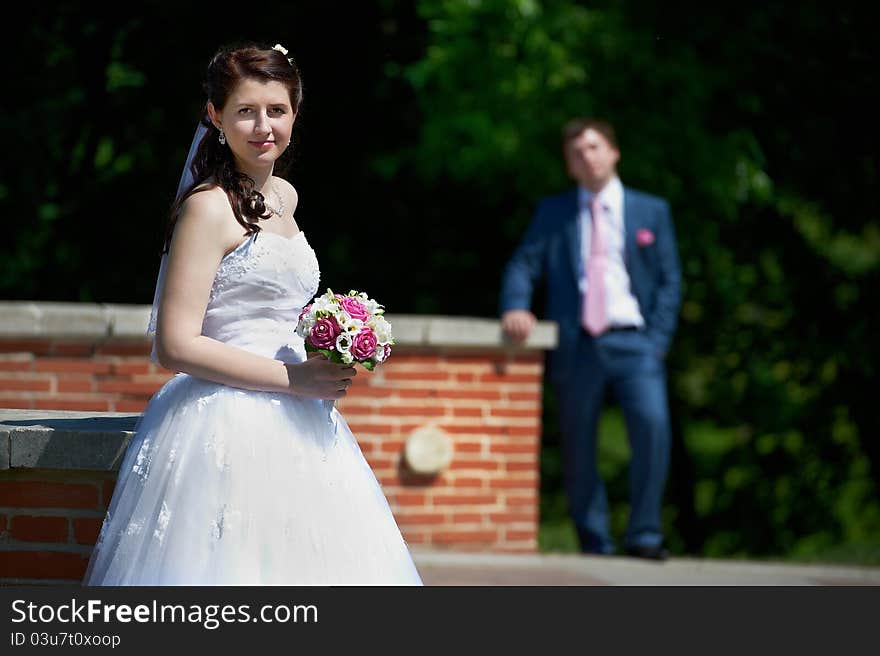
[501,309,537,343]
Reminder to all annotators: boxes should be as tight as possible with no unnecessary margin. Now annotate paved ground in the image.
[411,550,880,585]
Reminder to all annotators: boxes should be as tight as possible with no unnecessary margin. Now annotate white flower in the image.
[339,315,365,334]
[295,315,316,339]
[371,315,393,345]
[335,333,352,355]
[272,43,289,56]
[374,344,388,364]
[312,294,337,314]
[363,297,380,315]
[336,333,354,365]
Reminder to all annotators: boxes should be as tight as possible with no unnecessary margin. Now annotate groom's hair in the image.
[562,117,618,150]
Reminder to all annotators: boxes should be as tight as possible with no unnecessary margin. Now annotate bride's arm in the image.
[154,191,352,398]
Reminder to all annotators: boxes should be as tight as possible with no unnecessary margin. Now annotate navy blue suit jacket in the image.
[499,186,683,382]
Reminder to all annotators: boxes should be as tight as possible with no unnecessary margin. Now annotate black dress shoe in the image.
[624,544,669,561]
[580,548,614,557]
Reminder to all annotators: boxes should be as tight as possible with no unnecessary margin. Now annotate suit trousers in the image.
[552,327,671,553]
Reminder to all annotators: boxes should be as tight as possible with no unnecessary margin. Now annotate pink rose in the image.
[636,228,655,247]
[339,296,370,322]
[308,316,340,349]
[350,327,378,360]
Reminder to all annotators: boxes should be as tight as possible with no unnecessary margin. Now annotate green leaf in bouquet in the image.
[304,344,338,362]
[361,360,376,372]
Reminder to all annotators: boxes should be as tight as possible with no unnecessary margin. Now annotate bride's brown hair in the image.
[162,42,303,254]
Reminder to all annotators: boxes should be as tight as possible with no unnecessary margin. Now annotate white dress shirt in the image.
[578,176,645,329]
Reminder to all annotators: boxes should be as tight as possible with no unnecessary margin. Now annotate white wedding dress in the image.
[83,230,422,585]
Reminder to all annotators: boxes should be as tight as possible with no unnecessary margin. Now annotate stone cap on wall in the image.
[0,302,557,350]
[0,409,138,472]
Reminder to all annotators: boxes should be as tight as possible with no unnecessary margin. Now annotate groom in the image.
[499,118,682,559]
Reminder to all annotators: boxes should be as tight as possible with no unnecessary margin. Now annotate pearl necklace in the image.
[263,183,285,217]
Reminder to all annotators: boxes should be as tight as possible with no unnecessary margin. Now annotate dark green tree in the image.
[377,0,880,562]
[3,1,877,562]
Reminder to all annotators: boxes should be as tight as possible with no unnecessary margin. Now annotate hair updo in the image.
[162,42,303,254]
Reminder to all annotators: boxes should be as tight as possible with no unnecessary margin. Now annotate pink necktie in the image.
[582,197,609,336]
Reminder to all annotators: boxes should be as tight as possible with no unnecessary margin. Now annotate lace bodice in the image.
[198,230,320,360]
[147,229,320,364]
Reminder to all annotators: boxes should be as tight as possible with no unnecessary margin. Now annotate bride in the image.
[82,42,422,585]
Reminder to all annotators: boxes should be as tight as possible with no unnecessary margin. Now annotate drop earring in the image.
[218,128,226,145]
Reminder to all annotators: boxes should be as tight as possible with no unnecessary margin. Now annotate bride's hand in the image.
[285,354,356,399]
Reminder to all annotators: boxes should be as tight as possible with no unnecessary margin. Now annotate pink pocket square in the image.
[636,228,655,247]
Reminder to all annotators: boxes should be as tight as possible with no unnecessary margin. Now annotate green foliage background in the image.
[2,1,878,563]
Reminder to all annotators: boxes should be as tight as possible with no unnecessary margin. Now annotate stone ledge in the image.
[0,302,557,350]
[0,409,138,472]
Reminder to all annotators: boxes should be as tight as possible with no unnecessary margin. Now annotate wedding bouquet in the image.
[295,289,393,371]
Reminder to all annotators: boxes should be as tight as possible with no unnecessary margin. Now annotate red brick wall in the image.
[0,470,113,584]
[0,339,173,413]
[344,350,541,551]
[0,337,544,584]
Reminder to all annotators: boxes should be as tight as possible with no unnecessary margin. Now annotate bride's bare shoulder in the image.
[273,176,299,213]
[174,183,241,254]
[182,180,227,214]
